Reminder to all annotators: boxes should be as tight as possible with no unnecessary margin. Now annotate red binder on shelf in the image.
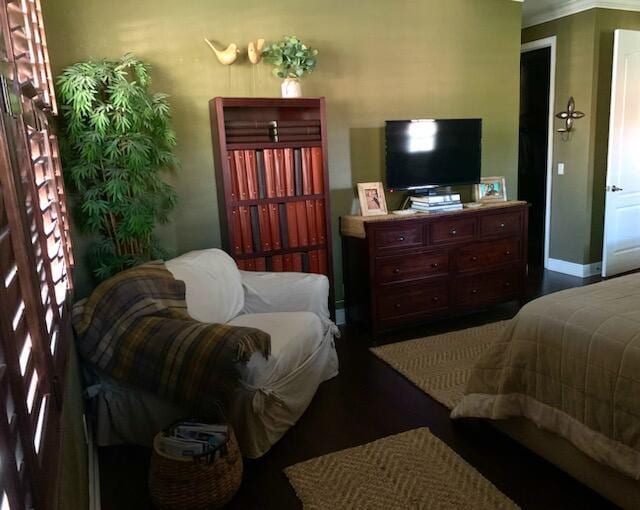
[309,250,320,273]
[311,147,324,194]
[315,199,326,244]
[235,259,247,270]
[228,154,239,201]
[295,200,309,246]
[285,202,299,248]
[254,257,266,271]
[273,149,286,197]
[318,249,328,275]
[268,203,282,250]
[291,252,303,272]
[245,258,256,271]
[263,149,276,198]
[230,208,242,255]
[283,148,296,196]
[238,206,253,253]
[257,205,272,252]
[305,200,317,246]
[271,255,284,272]
[283,253,293,271]
[243,150,259,199]
[233,151,249,200]
[301,148,313,195]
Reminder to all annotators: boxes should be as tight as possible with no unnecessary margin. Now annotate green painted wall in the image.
[523,8,640,266]
[43,0,522,304]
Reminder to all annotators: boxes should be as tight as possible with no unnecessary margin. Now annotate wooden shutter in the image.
[0,1,74,508]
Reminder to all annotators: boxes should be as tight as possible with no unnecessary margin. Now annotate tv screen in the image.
[385,119,482,190]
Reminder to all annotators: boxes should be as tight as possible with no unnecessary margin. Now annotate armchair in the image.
[85,249,339,458]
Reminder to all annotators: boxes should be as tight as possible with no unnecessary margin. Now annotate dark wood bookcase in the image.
[209,97,334,312]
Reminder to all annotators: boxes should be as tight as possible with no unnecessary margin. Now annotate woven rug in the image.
[371,321,508,409]
[285,427,518,509]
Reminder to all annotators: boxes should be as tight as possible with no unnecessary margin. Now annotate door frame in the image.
[520,36,557,270]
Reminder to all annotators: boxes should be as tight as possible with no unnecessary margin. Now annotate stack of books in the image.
[157,421,229,461]
[409,193,463,213]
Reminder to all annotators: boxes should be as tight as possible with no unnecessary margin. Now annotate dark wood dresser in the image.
[341,201,528,337]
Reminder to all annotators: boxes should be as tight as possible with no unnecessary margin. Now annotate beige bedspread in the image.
[451,272,640,479]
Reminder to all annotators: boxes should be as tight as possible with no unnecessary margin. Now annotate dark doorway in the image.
[518,47,551,268]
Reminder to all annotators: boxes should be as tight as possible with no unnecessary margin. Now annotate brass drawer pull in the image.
[500,223,506,228]
[393,268,401,274]
[432,296,440,302]
[395,303,401,309]
[449,229,457,235]
[431,263,439,269]
[471,289,478,294]
[398,236,405,241]
[504,282,511,288]
[471,256,478,262]
[505,250,511,256]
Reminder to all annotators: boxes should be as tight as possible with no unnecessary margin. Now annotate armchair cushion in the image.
[166,248,244,323]
[240,271,331,323]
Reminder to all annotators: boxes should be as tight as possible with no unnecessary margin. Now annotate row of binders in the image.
[236,249,328,274]
[229,147,324,201]
[410,193,463,213]
[225,119,321,144]
[231,199,327,254]
[157,422,229,460]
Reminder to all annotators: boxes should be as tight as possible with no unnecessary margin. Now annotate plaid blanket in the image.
[72,261,270,416]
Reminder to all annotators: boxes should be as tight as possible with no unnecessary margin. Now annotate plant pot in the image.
[281,78,302,98]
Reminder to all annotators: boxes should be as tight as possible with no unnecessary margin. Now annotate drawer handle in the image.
[432,296,440,302]
[431,263,439,269]
[449,229,457,236]
[505,250,511,256]
[393,268,401,274]
[504,282,511,288]
[471,289,478,294]
[398,236,405,242]
[500,223,506,228]
[395,303,401,309]
[471,256,478,262]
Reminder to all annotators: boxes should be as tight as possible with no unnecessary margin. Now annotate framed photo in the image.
[357,182,388,216]
[474,176,507,203]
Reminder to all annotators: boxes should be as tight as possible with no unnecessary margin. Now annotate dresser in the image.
[341,201,528,337]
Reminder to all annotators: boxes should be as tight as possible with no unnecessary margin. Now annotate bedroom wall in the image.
[43,0,523,306]
[522,8,640,267]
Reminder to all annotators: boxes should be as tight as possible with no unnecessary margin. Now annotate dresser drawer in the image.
[454,267,522,307]
[480,210,523,238]
[455,239,521,272]
[373,225,424,251]
[378,282,449,321]
[429,217,476,244]
[376,251,449,284]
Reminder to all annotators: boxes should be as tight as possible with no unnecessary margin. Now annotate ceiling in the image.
[522,0,640,28]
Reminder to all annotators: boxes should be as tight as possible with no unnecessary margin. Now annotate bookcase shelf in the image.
[209,97,335,315]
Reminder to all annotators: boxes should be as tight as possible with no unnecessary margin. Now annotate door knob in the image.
[610,185,624,192]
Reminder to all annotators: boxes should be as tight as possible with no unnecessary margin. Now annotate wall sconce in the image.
[556,97,585,133]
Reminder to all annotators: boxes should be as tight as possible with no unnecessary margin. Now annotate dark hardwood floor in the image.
[99,268,615,510]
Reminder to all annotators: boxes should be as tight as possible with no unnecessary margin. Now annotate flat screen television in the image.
[385,119,482,191]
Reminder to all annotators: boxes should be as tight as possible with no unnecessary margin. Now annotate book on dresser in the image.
[340,201,528,338]
[209,97,335,316]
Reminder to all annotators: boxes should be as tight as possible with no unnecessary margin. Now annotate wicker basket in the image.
[149,425,243,509]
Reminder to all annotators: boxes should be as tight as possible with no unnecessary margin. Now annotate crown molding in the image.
[523,0,640,28]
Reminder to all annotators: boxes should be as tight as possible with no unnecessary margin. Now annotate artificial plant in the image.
[262,36,318,79]
[57,53,179,280]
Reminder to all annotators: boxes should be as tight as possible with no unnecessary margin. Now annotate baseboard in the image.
[335,308,346,326]
[547,258,602,278]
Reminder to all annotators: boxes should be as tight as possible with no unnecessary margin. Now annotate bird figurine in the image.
[248,38,265,64]
[204,39,240,65]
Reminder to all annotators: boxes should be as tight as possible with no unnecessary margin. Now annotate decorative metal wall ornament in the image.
[556,97,585,133]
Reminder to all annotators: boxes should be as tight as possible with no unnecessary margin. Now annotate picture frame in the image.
[357,182,388,216]
[474,176,507,203]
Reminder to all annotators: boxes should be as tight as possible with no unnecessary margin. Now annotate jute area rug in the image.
[285,427,518,510]
[370,321,508,409]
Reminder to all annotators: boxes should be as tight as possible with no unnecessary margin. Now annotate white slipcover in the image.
[86,249,339,458]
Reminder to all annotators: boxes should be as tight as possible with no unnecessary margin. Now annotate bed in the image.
[452,272,640,509]
[82,249,339,459]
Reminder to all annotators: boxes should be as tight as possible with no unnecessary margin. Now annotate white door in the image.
[602,29,640,277]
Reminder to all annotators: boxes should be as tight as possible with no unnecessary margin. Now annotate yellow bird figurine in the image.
[204,38,239,65]
[248,38,265,64]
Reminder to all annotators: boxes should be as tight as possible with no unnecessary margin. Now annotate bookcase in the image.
[209,97,334,307]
